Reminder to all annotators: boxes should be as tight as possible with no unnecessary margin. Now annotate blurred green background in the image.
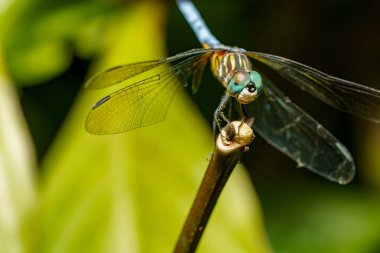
[1,0,380,252]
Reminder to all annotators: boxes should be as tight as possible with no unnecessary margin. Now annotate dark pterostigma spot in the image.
[92,96,110,109]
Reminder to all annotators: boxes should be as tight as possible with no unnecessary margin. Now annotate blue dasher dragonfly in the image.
[85,0,380,184]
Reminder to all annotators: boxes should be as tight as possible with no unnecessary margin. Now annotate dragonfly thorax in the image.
[211,51,263,104]
[211,52,252,83]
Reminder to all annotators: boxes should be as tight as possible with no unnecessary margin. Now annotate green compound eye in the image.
[235,70,264,104]
[250,71,263,93]
[227,71,250,95]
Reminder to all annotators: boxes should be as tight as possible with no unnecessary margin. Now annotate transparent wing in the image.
[85,51,214,134]
[85,48,214,90]
[246,75,355,184]
[245,51,380,123]
[191,55,209,94]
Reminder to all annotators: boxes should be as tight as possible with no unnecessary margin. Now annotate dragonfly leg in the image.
[213,94,231,140]
[241,104,249,119]
[237,104,254,137]
[226,96,233,120]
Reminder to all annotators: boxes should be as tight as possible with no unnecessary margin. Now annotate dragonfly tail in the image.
[176,0,221,48]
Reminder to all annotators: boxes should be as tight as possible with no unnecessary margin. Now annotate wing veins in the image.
[85,48,215,89]
[246,75,355,184]
[86,49,214,134]
[246,51,380,123]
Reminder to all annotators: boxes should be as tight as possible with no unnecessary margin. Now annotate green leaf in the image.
[0,45,38,253]
[3,1,118,85]
[264,183,380,253]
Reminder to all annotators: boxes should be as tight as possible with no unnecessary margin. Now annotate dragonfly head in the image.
[227,70,263,104]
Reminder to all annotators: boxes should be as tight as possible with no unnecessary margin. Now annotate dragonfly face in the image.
[210,51,263,104]
[227,70,263,104]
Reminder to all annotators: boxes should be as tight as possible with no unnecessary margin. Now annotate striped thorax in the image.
[211,51,252,84]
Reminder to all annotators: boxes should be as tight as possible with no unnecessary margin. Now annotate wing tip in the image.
[322,161,356,185]
[84,74,104,90]
[84,66,123,90]
[336,169,355,185]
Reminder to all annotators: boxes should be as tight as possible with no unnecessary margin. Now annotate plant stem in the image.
[173,120,254,253]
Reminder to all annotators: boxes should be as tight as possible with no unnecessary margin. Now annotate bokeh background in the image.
[1,0,380,252]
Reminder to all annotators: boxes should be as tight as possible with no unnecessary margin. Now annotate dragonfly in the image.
[85,0,380,185]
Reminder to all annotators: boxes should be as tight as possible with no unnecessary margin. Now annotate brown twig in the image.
[173,120,254,253]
